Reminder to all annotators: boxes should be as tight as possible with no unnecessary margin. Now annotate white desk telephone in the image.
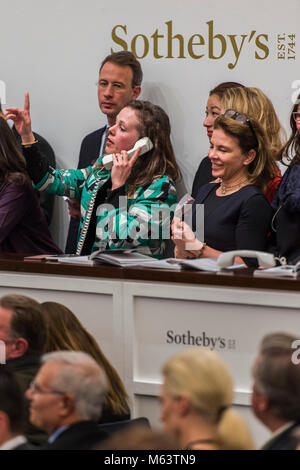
[102,137,153,170]
[217,250,276,269]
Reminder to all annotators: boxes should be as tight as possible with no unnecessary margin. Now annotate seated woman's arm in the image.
[172,220,223,259]
[173,193,272,263]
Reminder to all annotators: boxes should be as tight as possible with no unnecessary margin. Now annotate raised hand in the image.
[5,92,35,143]
[111,147,141,190]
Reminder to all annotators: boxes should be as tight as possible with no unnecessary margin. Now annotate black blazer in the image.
[65,126,106,253]
[261,422,300,450]
[41,420,108,450]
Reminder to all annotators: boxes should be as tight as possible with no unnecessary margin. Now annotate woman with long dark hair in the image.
[7,94,179,257]
[0,117,60,253]
[270,95,300,263]
[40,301,130,423]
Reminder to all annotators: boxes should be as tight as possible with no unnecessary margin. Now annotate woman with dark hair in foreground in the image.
[7,94,179,257]
[41,301,130,423]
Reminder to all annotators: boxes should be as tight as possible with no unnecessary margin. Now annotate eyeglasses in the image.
[223,109,258,144]
[292,112,300,121]
[29,380,65,396]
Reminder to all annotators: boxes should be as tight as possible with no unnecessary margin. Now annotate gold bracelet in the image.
[21,139,38,147]
[195,241,207,258]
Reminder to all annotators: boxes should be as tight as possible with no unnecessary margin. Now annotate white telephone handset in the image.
[102,137,153,170]
[217,250,276,269]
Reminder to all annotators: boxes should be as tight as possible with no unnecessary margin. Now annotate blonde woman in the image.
[221,86,285,202]
[160,348,255,450]
[193,85,285,204]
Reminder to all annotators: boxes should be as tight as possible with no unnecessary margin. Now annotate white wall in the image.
[0,0,299,249]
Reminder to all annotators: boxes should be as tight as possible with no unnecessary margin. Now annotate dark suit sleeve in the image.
[33,132,56,225]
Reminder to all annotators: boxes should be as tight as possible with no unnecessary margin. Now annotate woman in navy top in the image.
[172,111,273,264]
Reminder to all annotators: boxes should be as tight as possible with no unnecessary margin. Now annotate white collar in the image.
[262,421,295,448]
[0,435,27,450]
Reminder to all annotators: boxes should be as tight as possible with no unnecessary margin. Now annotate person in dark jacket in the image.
[0,294,49,445]
[0,366,35,450]
[65,51,142,253]
[0,117,61,254]
[0,101,56,226]
[251,332,300,450]
[270,95,300,263]
[26,351,108,450]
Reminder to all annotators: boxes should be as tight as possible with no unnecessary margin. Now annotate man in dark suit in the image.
[0,366,34,450]
[251,332,300,450]
[65,51,143,253]
[26,351,108,450]
[0,294,47,445]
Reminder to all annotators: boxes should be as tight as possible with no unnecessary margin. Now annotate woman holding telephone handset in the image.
[7,94,179,257]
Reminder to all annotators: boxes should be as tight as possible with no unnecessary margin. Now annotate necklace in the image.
[220,178,249,195]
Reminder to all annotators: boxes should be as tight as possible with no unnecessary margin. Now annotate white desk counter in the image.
[0,255,299,447]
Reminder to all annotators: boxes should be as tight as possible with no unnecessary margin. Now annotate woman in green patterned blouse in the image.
[7,95,180,257]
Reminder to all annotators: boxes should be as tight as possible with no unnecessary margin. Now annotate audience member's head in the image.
[252,332,300,432]
[279,93,300,167]
[97,426,179,450]
[161,347,254,450]
[0,366,25,447]
[203,82,244,140]
[221,86,286,161]
[26,350,108,435]
[40,301,130,421]
[0,294,46,360]
[98,51,142,126]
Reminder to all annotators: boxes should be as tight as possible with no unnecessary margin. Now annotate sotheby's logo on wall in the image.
[166,329,236,351]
